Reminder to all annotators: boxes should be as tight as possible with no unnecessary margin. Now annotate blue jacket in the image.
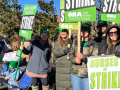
[1,68,22,81]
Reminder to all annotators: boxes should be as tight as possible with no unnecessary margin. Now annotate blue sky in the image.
[18,0,60,15]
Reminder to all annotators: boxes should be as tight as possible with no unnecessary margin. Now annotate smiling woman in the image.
[100,24,120,55]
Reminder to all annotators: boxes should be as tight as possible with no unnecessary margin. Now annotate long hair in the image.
[106,29,120,54]
[106,35,115,54]
[58,34,68,47]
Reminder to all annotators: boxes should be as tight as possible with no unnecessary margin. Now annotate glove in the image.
[64,48,70,54]
[67,38,73,45]
[115,52,120,58]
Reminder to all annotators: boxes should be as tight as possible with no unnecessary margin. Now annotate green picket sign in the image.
[19,30,32,39]
[16,50,24,57]
[65,6,96,22]
[101,13,120,23]
[23,5,37,15]
[60,0,65,9]
[16,5,37,80]
[59,23,78,30]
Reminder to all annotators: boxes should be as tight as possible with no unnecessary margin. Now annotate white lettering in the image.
[20,16,34,30]
[76,0,81,8]
[107,14,116,18]
[103,0,108,13]
[112,0,117,12]
[66,0,70,10]
[61,10,65,22]
[68,12,82,17]
[72,0,75,9]
[85,0,90,6]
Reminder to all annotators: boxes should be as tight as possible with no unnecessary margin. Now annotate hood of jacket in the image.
[105,24,120,41]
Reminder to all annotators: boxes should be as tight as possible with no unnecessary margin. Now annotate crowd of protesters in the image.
[0,21,120,90]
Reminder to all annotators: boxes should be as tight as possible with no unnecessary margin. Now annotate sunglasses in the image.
[109,31,118,36]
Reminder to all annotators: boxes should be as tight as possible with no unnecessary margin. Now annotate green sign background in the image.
[19,5,37,39]
[60,0,65,9]
[59,23,78,30]
[65,6,96,22]
[60,0,78,30]
[101,13,120,23]
[19,30,32,39]
[23,5,37,15]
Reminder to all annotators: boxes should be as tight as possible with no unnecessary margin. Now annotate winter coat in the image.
[69,40,98,77]
[100,24,120,55]
[52,40,73,90]
[23,40,51,75]
[94,34,107,55]
[1,68,22,88]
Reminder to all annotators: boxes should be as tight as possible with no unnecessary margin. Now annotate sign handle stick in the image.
[14,37,25,80]
[67,29,71,60]
[78,22,81,53]
[112,22,115,25]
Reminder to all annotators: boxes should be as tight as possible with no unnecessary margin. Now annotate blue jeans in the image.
[71,74,89,90]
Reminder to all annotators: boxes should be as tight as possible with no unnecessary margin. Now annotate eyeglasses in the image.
[109,31,118,36]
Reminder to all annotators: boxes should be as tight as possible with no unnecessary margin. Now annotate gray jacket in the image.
[23,40,51,74]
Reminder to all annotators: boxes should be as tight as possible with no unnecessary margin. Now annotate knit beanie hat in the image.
[9,61,17,69]
[97,20,108,27]
[81,23,91,32]
[40,28,48,36]
[59,29,68,34]
[0,56,2,62]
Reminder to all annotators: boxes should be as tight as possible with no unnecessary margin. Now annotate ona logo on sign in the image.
[61,24,73,29]
[107,14,116,18]
[22,30,28,35]
[68,12,82,17]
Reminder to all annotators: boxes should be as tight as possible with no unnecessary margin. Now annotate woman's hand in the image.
[76,52,83,60]
[4,76,9,80]
[20,46,25,50]
[75,52,83,64]
[76,57,81,64]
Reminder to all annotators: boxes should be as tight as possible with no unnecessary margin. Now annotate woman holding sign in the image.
[101,24,120,56]
[20,28,51,90]
[52,29,73,90]
[69,23,98,90]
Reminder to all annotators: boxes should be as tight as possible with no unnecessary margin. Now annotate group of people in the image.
[52,20,120,90]
[0,20,120,90]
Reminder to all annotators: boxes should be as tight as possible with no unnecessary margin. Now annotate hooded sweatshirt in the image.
[100,24,120,55]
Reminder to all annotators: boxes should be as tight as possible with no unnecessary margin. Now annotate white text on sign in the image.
[20,16,35,30]
[102,0,117,13]
[65,0,96,11]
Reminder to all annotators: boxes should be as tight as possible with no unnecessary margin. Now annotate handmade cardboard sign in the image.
[3,50,24,61]
[19,5,37,39]
[87,55,120,90]
[101,0,120,23]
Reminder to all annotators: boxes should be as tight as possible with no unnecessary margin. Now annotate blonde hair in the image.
[58,34,68,47]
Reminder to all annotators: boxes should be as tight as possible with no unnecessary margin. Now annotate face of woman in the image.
[109,28,118,42]
[40,33,48,41]
[81,29,89,38]
[60,32,68,39]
